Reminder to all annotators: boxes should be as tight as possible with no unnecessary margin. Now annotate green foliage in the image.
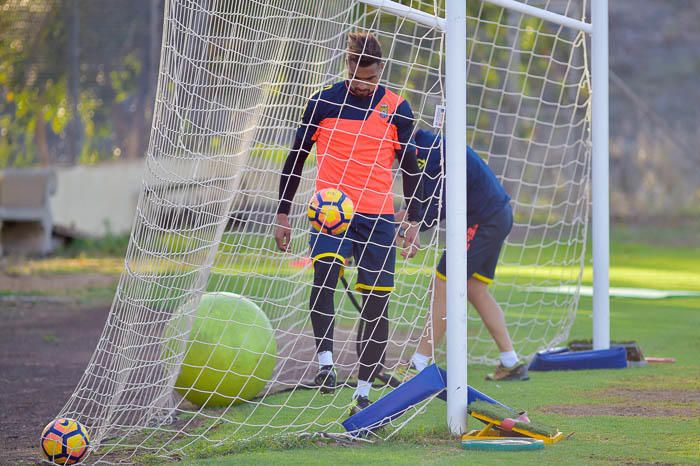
[110,52,143,103]
[0,0,160,167]
[55,231,130,258]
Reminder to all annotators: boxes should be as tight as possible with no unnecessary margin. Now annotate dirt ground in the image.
[542,387,700,418]
[0,271,401,465]
[0,286,111,464]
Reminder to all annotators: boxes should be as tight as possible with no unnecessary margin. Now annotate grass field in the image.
[4,222,699,465]
[165,294,700,465]
[154,223,700,465]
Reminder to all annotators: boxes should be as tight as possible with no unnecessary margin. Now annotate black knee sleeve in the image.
[357,291,390,382]
[309,258,341,354]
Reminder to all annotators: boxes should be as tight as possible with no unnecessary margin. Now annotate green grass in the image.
[137,225,699,466]
[55,231,130,258]
[4,222,699,464]
[0,286,116,303]
[159,291,699,466]
[3,256,124,275]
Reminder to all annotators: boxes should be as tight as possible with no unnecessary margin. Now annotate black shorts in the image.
[309,213,396,292]
[436,203,512,284]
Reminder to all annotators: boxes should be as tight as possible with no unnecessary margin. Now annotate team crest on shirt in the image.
[379,103,390,119]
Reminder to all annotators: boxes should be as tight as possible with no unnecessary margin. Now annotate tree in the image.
[0,0,163,167]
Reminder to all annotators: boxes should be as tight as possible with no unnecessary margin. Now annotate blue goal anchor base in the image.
[342,364,510,435]
[434,366,509,408]
[528,346,627,371]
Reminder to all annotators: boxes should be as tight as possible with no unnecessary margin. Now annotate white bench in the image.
[0,168,57,256]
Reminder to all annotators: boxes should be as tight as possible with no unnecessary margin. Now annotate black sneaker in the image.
[314,365,337,394]
[348,395,372,416]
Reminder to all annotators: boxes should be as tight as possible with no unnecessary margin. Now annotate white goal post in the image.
[352,0,609,435]
[444,0,469,436]
[441,0,610,433]
[56,0,608,461]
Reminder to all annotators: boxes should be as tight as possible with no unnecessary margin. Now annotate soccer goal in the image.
[57,0,608,461]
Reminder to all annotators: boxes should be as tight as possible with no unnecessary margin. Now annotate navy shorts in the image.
[309,213,396,292]
[436,203,513,284]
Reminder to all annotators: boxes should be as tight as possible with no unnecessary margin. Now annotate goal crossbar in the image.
[359,0,592,33]
[359,0,446,30]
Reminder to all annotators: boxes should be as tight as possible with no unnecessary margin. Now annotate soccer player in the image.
[385,129,528,384]
[273,32,422,414]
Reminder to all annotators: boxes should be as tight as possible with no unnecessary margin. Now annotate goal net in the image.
[59,0,591,462]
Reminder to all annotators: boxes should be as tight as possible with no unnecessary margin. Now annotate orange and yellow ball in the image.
[41,418,90,465]
[308,188,354,235]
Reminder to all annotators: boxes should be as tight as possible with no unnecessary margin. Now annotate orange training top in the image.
[291,81,415,214]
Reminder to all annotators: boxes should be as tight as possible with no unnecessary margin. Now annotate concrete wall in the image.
[50,159,145,237]
[48,157,407,238]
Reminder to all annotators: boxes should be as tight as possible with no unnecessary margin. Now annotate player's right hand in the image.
[274,213,292,252]
[399,220,420,259]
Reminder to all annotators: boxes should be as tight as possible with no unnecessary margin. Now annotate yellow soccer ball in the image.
[307,188,354,235]
[40,418,90,465]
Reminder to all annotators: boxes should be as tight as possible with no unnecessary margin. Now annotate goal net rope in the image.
[59,0,591,462]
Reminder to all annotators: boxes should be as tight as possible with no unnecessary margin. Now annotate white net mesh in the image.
[58,0,591,462]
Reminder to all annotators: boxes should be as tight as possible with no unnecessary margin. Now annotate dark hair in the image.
[347,32,383,67]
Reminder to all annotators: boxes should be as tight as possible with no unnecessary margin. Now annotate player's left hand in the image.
[398,221,420,259]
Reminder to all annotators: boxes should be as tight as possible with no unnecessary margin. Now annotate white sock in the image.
[318,351,333,367]
[500,350,519,368]
[411,352,431,371]
[354,380,371,399]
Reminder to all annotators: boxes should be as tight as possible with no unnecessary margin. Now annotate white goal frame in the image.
[364,0,610,434]
[55,2,611,454]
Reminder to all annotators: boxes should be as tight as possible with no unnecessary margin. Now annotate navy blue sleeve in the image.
[293,91,325,154]
[394,99,415,155]
[419,144,444,230]
[393,100,421,222]
[277,92,325,215]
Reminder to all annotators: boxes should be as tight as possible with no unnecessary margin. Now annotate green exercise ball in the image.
[169,292,277,407]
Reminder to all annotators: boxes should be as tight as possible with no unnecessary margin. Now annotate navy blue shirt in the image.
[413,129,510,229]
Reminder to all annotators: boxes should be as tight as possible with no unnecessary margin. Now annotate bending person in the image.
[387,129,528,384]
